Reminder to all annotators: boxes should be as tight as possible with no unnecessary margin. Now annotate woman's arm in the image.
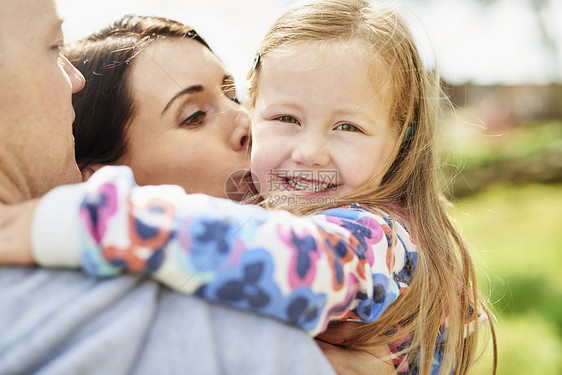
[317,340,396,375]
[317,321,396,375]
[32,166,417,335]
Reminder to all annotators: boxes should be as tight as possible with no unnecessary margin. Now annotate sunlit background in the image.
[55,1,562,374]
[56,0,562,87]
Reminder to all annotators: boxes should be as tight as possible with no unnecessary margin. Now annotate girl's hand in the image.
[316,321,395,375]
[0,200,38,265]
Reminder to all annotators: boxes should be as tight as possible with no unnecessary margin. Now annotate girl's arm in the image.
[32,166,417,336]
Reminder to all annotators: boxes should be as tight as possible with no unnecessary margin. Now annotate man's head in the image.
[0,0,85,203]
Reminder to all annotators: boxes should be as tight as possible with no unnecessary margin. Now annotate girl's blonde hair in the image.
[247,1,496,374]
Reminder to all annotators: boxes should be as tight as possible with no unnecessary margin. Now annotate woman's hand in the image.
[0,200,38,265]
[316,340,396,375]
[316,321,395,375]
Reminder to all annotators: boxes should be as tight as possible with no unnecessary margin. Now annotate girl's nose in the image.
[60,54,85,93]
[291,131,331,167]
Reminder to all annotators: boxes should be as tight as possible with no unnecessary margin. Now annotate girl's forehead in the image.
[257,40,395,116]
[268,40,355,57]
[264,44,325,71]
[263,40,391,85]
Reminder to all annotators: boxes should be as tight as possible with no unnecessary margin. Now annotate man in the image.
[0,1,340,374]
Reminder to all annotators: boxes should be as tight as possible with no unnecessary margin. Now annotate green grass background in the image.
[452,183,562,374]
[442,119,562,375]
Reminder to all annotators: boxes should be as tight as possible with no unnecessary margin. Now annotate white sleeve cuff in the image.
[31,183,85,268]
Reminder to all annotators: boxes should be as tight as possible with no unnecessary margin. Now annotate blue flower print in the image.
[82,194,105,239]
[322,233,350,285]
[339,220,371,256]
[144,249,165,274]
[291,230,319,279]
[195,250,283,316]
[134,215,159,241]
[354,273,397,321]
[285,287,326,332]
[394,247,418,287]
[216,261,270,308]
[196,220,231,254]
[189,219,237,270]
[322,206,360,220]
[196,249,326,331]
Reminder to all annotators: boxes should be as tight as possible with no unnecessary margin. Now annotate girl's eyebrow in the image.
[261,100,302,112]
[161,85,204,116]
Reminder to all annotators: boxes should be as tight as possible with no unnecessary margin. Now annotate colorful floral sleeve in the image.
[32,166,417,335]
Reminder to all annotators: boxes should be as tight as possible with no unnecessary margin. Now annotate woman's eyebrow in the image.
[48,18,64,41]
[161,85,204,116]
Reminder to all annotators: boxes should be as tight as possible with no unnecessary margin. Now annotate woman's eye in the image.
[335,123,360,132]
[51,45,63,55]
[276,115,299,124]
[181,110,206,127]
[222,80,240,104]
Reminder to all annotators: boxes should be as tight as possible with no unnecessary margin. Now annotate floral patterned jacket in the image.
[32,166,418,360]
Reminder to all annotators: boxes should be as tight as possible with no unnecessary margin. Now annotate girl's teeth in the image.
[287,178,332,192]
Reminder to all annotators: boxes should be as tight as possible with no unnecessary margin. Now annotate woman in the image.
[67,15,251,199]
[62,15,393,374]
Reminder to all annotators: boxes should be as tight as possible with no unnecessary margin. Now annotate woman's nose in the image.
[227,105,252,152]
[60,54,85,93]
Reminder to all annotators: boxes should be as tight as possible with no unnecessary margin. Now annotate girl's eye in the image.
[181,110,206,127]
[276,115,299,124]
[51,44,63,53]
[335,123,360,132]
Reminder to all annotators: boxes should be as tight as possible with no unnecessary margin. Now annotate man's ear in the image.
[80,164,106,181]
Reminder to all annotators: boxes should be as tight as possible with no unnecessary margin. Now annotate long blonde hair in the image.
[247,1,496,374]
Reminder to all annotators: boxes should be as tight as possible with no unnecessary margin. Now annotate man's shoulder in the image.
[0,267,163,374]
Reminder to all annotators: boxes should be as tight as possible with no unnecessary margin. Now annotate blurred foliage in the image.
[440,121,562,197]
[445,121,562,172]
[450,182,562,374]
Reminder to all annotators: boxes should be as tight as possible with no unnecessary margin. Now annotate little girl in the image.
[24,1,495,374]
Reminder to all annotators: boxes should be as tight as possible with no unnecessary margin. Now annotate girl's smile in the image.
[281,174,339,194]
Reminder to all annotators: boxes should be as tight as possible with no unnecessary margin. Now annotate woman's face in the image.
[119,37,251,199]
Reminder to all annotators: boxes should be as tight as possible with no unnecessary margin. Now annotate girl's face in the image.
[118,38,251,199]
[251,42,398,204]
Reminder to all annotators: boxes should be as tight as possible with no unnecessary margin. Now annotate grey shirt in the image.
[0,267,335,375]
